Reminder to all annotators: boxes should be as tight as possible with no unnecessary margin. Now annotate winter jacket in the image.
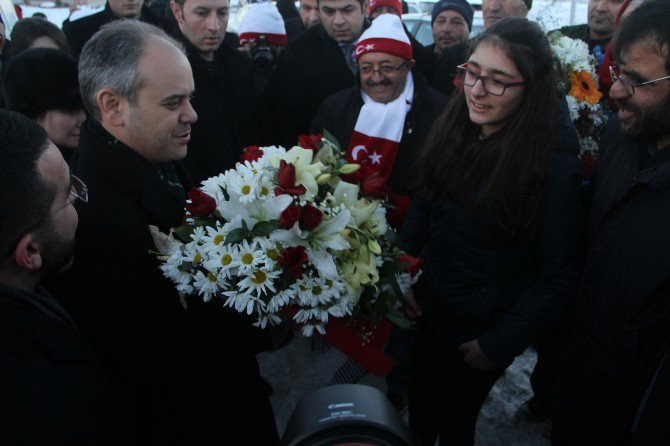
[173,29,262,185]
[62,4,173,58]
[399,133,584,369]
[556,117,670,425]
[310,70,447,196]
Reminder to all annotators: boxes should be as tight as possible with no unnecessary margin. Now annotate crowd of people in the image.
[0,0,668,444]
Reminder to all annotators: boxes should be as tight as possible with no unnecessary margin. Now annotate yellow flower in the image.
[568,71,602,106]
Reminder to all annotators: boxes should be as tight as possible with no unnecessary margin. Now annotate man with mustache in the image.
[169,0,263,185]
[48,20,279,444]
[552,1,670,443]
[429,0,474,55]
[554,0,625,69]
[62,0,172,57]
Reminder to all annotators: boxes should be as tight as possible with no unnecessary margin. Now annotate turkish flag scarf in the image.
[344,72,414,181]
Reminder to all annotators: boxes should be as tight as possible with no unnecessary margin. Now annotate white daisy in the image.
[231,239,264,273]
[237,268,281,298]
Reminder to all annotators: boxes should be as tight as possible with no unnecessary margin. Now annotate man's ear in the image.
[12,233,42,271]
[407,59,416,70]
[96,88,125,127]
[362,0,370,14]
[170,1,184,23]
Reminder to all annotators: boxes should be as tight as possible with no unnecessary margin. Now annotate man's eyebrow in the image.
[160,93,189,103]
[620,68,646,83]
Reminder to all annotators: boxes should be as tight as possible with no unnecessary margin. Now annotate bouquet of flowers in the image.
[151,132,418,340]
[549,31,609,180]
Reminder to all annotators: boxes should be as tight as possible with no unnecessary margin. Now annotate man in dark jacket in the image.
[553,2,670,443]
[170,0,263,185]
[267,0,437,148]
[49,20,278,445]
[0,111,119,445]
[284,0,321,41]
[62,0,173,57]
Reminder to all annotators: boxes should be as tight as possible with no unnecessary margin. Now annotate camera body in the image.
[250,35,277,76]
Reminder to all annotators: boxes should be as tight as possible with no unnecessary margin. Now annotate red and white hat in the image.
[238,2,287,46]
[354,14,412,61]
[369,0,403,17]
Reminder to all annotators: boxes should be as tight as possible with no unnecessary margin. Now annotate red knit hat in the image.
[369,0,403,17]
[355,14,413,61]
[238,2,287,46]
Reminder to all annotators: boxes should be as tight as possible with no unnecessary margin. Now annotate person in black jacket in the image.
[47,21,278,445]
[399,18,583,445]
[267,0,436,148]
[169,0,264,185]
[552,2,670,443]
[62,0,173,57]
[284,0,321,41]
[0,111,120,445]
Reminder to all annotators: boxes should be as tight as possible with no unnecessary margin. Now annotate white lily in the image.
[218,194,293,229]
[268,147,326,199]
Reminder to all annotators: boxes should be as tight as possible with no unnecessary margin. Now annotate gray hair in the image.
[78,20,186,120]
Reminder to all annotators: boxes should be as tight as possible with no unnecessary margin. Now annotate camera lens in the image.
[253,47,275,75]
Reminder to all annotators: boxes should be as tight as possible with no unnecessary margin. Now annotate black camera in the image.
[251,35,276,76]
[282,384,417,446]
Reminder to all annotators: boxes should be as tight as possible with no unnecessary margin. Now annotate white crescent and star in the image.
[351,145,368,161]
[368,151,382,164]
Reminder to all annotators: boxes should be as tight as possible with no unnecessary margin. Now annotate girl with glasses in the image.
[399,17,584,445]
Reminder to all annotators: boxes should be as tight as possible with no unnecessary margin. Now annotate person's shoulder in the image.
[287,24,328,52]
[66,7,111,30]
[321,85,359,107]
[140,4,173,31]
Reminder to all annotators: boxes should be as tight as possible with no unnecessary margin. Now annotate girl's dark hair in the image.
[412,17,558,241]
[8,18,71,60]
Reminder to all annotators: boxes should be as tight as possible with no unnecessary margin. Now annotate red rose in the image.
[298,134,322,152]
[387,192,410,230]
[395,253,421,277]
[185,189,216,217]
[278,245,308,279]
[275,160,307,196]
[240,145,264,163]
[361,175,390,198]
[299,204,322,230]
[280,203,302,229]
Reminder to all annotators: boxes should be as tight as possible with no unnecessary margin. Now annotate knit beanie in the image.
[238,2,287,46]
[369,0,403,17]
[355,13,413,61]
[3,48,82,120]
[431,0,475,30]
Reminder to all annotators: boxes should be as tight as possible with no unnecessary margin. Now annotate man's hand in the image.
[458,340,496,371]
[402,287,422,320]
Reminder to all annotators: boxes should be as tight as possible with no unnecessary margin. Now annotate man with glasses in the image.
[0,110,120,444]
[553,1,670,443]
[310,14,446,410]
[49,20,279,444]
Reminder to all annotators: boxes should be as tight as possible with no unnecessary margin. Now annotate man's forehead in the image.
[183,0,229,8]
[618,37,668,69]
[359,52,404,64]
[320,0,361,8]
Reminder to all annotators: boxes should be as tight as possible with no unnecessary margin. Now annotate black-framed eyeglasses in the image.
[456,63,526,96]
[609,65,670,96]
[358,60,408,76]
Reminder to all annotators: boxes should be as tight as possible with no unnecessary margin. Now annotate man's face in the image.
[35,142,78,275]
[37,109,86,151]
[482,0,528,28]
[432,10,470,53]
[119,37,197,165]
[319,0,368,43]
[587,0,624,39]
[171,0,229,61]
[610,39,670,142]
[108,0,143,19]
[359,52,413,104]
[300,0,320,28]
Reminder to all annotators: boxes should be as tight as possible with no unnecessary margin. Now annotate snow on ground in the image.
[259,336,552,445]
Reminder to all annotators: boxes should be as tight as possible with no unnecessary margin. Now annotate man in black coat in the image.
[48,20,278,445]
[0,111,120,445]
[170,0,263,185]
[267,0,437,149]
[62,0,173,57]
[284,0,321,41]
[552,3,670,443]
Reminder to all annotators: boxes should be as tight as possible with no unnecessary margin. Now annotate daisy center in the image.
[213,234,224,245]
[193,253,203,264]
[221,254,233,266]
[241,185,251,195]
[312,286,323,295]
[242,253,254,265]
[267,248,278,260]
[207,272,217,282]
[252,270,267,284]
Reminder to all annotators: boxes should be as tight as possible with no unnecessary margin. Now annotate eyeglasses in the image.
[609,65,670,96]
[456,63,526,96]
[359,60,408,76]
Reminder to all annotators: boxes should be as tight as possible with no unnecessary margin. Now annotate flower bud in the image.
[338,163,361,175]
[316,173,332,185]
[367,239,382,255]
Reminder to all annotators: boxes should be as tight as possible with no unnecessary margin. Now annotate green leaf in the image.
[173,226,195,242]
[224,228,248,245]
[252,220,281,237]
[380,260,407,277]
[322,129,341,152]
[385,309,416,329]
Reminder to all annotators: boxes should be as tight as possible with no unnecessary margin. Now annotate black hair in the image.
[613,0,670,74]
[411,17,558,241]
[0,111,54,257]
[8,17,71,60]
